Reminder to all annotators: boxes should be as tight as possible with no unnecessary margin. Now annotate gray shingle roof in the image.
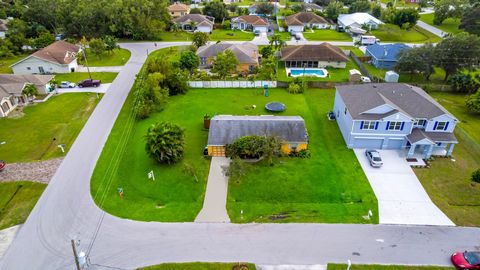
[280,43,349,62]
[407,128,457,144]
[285,12,328,26]
[0,74,53,99]
[173,14,214,26]
[207,115,308,145]
[336,83,456,120]
[196,42,259,64]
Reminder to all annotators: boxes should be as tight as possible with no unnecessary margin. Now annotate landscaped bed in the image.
[138,262,257,270]
[370,24,442,43]
[328,264,454,270]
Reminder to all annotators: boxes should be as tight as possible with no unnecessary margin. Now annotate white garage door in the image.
[354,138,384,149]
[254,26,268,33]
[385,138,405,149]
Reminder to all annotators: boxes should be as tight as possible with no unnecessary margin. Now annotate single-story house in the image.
[338,12,383,31]
[280,43,350,69]
[334,83,458,159]
[0,74,53,117]
[207,115,308,156]
[285,12,330,33]
[231,15,269,33]
[196,42,259,73]
[168,2,190,18]
[173,14,215,33]
[365,43,410,69]
[303,3,323,12]
[0,19,8,39]
[248,3,278,15]
[11,41,81,75]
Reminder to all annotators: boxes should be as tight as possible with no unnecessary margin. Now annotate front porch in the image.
[406,142,456,160]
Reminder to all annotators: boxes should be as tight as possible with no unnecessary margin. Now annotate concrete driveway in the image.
[56,83,111,94]
[354,149,454,226]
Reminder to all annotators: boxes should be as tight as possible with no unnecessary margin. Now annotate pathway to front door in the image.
[195,157,231,223]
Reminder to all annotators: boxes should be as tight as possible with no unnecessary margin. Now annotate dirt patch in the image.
[0,158,63,183]
[269,212,291,221]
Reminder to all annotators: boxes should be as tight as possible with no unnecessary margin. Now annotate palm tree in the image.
[22,84,38,102]
[269,34,286,50]
[145,122,185,164]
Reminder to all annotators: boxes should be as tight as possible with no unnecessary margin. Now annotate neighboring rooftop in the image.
[12,41,80,66]
[208,115,308,145]
[285,12,328,26]
[338,12,383,27]
[366,43,410,61]
[197,42,259,64]
[0,19,8,32]
[336,83,456,120]
[232,15,268,26]
[280,43,349,62]
[168,2,190,12]
[173,14,214,26]
[0,74,53,98]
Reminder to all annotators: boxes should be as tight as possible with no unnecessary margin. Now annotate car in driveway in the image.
[451,251,480,269]
[365,149,383,168]
[59,81,76,88]
[78,78,101,88]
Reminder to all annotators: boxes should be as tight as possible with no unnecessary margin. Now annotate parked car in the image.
[365,149,383,168]
[451,251,480,270]
[0,160,5,172]
[327,111,336,120]
[294,33,302,41]
[78,79,101,88]
[361,76,371,83]
[59,81,76,88]
[337,25,345,32]
[254,30,260,36]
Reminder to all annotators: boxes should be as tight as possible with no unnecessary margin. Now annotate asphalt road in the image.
[1,42,479,270]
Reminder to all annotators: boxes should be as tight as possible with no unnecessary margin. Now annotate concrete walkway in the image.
[195,157,231,223]
[77,66,123,72]
[0,225,21,259]
[56,83,111,94]
[416,21,447,38]
[354,149,454,226]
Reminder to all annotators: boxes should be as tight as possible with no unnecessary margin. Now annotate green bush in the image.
[226,135,281,161]
[289,149,311,158]
[145,122,185,164]
[472,169,480,183]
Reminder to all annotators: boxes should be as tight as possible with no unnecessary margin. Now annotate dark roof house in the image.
[281,44,349,62]
[285,12,329,26]
[196,42,259,68]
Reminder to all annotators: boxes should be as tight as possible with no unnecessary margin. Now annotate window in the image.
[344,107,347,115]
[200,57,207,65]
[435,121,448,130]
[387,121,403,131]
[361,121,377,130]
[414,119,426,127]
[26,67,31,70]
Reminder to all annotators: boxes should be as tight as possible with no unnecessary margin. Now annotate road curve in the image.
[1,42,479,270]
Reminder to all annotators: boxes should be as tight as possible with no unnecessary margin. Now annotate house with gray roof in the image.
[207,115,308,156]
[172,14,214,33]
[0,74,53,117]
[196,42,259,73]
[333,83,458,159]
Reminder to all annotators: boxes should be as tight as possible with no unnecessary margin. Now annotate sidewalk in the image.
[195,157,231,223]
[77,66,123,72]
[416,20,446,38]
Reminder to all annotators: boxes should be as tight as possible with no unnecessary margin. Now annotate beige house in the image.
[196,42,259,73]
[173,14,214,33]
[168,2,190,18]
[280,43,350,69]
[0,74,53,117]
[285,12,330,33]
[11,41,81,75]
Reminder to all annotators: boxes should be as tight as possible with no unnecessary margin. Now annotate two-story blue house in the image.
[333,83,458,159]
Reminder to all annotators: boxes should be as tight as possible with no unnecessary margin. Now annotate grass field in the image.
[414,91,480,227]
[363,63,447,83]
[157,31,193,41]
[328,264,454,270]
[0,53,29,74]
[0,93,100,163]
[371,24,442,43]
[0,181,46,230]
[270,31,292,41]
[303,29,352,41]
[420,13,463,35]
[139,263,256,270]
[54,72,118,84]
[82,48,131,66]
[210,29,254,41]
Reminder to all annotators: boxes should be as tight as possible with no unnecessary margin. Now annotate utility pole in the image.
[71,239,81,270]
[82,48,92,80]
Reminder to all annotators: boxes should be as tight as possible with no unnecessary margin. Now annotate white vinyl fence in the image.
[188,81,277,88]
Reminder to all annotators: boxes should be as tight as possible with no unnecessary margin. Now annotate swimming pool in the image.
[287,68,329,78]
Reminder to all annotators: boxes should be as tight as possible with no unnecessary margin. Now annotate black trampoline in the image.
[265,102,286,112]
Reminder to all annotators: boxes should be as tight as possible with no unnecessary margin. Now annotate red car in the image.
[452,251,480,269]
[0,160,5,171]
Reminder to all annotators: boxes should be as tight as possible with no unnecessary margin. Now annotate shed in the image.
[385,70,399,82]
[349,69,362,82]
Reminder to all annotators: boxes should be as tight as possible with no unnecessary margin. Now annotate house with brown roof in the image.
[173,14,214,33]
[0,74,53,117]
[280,43,349,69]
[11,41,81,75]
[0,19,8,39]
[285,12,330,33]
[196,42,259,73]
[231,15,269,33]
[168,2,190,18]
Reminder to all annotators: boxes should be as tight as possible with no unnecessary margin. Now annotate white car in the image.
[365,149,383,168]
[59,81,76,88]
[361,76,371,83]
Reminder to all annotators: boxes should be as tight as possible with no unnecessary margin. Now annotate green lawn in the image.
[414,91,480,227]
[339,46,364,56]
[210,29,254,41]
[54,72,118,84]
[157,31,193,41]
[371,24,442,43]
[420,13,463,35]
[303,29,352,41]
[0,181,46,230]
[139,263,256,270]
[81,48,131,66]
[363,62,447,83]
[0,93,101,163]
[328,264,453,270]
[277,59,362,82]
[0,53,29,74]
[270,31,292,41]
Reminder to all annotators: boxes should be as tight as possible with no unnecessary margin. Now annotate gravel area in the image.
[0,158,63,183]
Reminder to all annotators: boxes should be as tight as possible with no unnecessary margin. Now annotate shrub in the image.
[288,82,304,94]
[466,91,480,113]
[226,135,281,161]
[289,149,311,158]
[472,169,480,183]
[225,157,248,183]
[145,122,185,164]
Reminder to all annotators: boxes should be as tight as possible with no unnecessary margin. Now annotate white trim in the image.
[351,132,406,137]
[11,55,72,68]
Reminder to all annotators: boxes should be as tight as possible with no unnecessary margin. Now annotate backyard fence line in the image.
[188,81,277,88]
[349,51,385,83]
